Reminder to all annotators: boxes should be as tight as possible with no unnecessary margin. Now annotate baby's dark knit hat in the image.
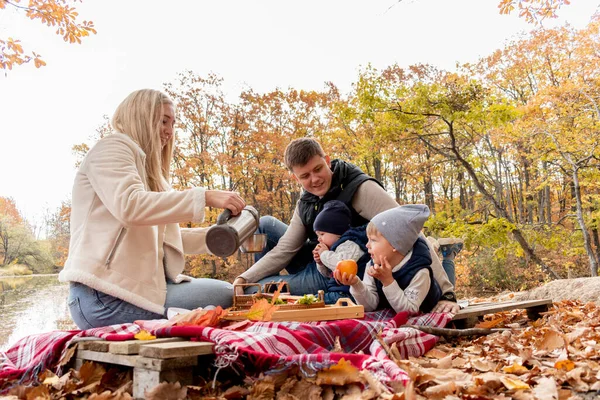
[313,200,352,236]
[370,204,430,254]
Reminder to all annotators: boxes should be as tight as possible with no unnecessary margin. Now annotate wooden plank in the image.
[109,337,185,355]
[139,341,214,359]
[453,299,552,321]
[79,340,110,352]
[77,349,139,367]
[135,355,198,371]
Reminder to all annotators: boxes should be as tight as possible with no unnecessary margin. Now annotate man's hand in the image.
[432,300,459,314]
[333,269,359,286]
[232,277,247,296]
[206,190,246,215]
[367,256,394,286]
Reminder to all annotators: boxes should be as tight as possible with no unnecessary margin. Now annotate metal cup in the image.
[240,233,267,253]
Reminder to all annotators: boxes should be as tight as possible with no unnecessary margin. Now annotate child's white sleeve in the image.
[319,241,364,271]
[349,268,379,311]
[383,269,431,314]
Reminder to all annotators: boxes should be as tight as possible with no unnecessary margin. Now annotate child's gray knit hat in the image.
[370,204,430,255]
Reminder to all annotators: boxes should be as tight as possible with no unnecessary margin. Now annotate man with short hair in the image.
[233,137,459,313]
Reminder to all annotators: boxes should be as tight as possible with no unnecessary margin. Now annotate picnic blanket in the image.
[1,310,452,391]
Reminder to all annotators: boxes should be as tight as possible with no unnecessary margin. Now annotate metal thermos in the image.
[206,206,261,258]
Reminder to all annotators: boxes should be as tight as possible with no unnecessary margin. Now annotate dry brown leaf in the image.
[222,385,250,399]
[535,330,566,352]
[424,348,447,359]
[248,376,275,400]
[423,381,457,399]
[476,317,505,329]
[145,382,187,400]
[88,391,115,399]
[554,359,575,371]
[533,376,559,400]
[451,356,467,368]
[57,343,78,367]
[316,358,363,386]
[25,385,51,400]
[286,378,322,400]
[436,354,453,369]
[78,361,106,386]
[566,367,590,392]
[471,358,497,372]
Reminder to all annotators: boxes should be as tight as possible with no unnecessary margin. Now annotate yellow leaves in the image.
[245,298,279,321]
[502,362,529,375]
[555,358,575,371]
[134,330,156,340]
[500,376,530,390]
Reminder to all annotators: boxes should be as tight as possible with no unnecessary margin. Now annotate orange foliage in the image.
[0,0,96,70]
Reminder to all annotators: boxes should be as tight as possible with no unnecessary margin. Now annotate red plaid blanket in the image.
[1,310,451,391]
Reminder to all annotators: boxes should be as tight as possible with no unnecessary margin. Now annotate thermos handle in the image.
[216,209,232,225]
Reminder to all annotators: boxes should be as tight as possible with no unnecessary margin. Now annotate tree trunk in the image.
[571,168,599,277]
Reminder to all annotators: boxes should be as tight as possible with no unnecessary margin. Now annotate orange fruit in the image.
[336,259,358,276]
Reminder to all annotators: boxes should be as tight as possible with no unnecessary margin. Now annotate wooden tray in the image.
[226,298,364,322]
[232,283,326,311]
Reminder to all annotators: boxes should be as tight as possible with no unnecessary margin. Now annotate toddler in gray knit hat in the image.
[334,204,442,314]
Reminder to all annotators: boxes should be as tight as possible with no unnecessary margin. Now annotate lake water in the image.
[0,275,76,351]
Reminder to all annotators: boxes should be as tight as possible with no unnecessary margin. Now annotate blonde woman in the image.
[59,89,245,329]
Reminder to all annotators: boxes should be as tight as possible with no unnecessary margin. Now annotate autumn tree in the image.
[0,197,53,272]
[0,0,96,70]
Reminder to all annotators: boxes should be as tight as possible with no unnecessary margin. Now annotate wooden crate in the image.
[451,298,553,328]
[74,337,214,399]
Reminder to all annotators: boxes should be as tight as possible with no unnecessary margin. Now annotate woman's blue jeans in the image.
[68,278,233,330]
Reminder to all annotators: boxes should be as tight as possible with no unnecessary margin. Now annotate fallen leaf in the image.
[134,330,156,340]
[222,385,250,399]
[246,299,279,321]
[145,382,187,400]
[247,376,275,400]
[424,348,447,359]
[316,358,363,386]
[536,330,565,352]
[502,362,528,375]
[554,359,575,371]
[476,317,505,329]
[500,376,530,390]
[533,376,559,400]
[423,381,457,398]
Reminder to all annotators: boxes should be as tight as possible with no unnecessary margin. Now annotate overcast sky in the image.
[1,0,598,230]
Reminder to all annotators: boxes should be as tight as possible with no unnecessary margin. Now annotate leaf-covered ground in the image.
[2,299,600,400]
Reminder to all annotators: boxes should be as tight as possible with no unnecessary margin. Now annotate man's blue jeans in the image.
[250,216,329,296]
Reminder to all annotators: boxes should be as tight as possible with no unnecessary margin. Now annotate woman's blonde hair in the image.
[111,89,174,192]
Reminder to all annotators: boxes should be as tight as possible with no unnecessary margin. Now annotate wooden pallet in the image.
[451,298,553,328]
[74,337,214,399]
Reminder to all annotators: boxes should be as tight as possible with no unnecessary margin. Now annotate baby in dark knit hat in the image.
[333,204,442,314]
[312,200,371,304]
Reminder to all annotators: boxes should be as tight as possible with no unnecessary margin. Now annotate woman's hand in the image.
[333,269,359,286]
[206,190,246,215]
